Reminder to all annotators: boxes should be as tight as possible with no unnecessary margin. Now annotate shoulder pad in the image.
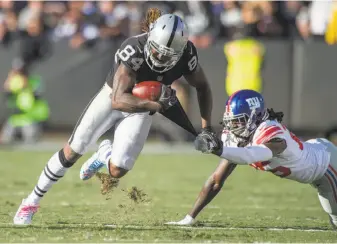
[253,120,286,145]
[114,36,145,72]
[183,41,199,75]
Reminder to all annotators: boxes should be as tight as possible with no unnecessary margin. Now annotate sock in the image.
[26,150,73,204]
[105,150,113,172]
[97,142,112,169]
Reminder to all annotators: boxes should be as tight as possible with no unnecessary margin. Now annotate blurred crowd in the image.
[0,1,336,50]
[1,0,337,144]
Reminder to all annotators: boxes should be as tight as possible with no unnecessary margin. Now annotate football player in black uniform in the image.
[14,8,217,225]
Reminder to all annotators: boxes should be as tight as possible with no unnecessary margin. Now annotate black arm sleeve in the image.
[182,41,199,76]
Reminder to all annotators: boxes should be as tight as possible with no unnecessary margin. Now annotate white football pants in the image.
[311,138,337,227]
[68,83,152,170]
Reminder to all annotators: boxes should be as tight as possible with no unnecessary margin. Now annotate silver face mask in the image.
[222,112,249,136]
[144,41,183,73]
[222,109,267,145]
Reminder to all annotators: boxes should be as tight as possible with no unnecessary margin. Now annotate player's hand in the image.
[165,215,195,226]
[194,126,223,156]
[158,85,177,111]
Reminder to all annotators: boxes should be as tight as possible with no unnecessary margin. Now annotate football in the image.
[132,81,162,101]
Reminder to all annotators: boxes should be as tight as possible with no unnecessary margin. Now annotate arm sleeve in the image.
[183,41,199,75]
[220,145,273,165]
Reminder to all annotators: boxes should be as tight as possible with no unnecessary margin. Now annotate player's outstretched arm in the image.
[166,159,236,225]
[184,64,213,128]
[111,63,162,113]
[217,138,287,164]
[195,135,287,165]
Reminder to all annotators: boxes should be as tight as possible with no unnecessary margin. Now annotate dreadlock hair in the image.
[141,8,162,33]
[253,108,284,130]
[266,108,284,123]
[236,108,284,148]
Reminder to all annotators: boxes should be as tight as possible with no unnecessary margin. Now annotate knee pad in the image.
[58,149,76,168]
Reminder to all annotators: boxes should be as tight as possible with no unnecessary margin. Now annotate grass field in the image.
[1,149,337,243]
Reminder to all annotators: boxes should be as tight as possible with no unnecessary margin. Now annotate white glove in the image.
[165,214,195,226]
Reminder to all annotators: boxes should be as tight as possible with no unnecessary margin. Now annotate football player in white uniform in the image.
[167,89,337,228]
[13,9,216,225]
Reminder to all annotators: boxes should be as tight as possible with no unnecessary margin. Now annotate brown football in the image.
[132,81,163,101]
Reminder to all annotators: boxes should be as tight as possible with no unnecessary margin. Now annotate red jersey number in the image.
[269,166,291,178]
[290,132,304,150]
[282,125,303,150]
[251,162,291,178]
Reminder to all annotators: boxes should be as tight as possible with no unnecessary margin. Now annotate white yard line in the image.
[0,222,333,232]
[177,204,320,211]
[103,224,334,232]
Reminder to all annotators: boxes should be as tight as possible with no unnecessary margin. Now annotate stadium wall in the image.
[0,39,337,134]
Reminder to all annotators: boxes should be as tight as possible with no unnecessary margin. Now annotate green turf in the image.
[0,150,337,243]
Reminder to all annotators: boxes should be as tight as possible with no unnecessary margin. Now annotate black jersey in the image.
[106,33,199,87]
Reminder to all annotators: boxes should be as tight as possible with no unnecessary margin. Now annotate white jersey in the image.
[222,120,330,184]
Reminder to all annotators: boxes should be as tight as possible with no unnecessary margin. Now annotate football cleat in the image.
[165,215,196,226]
[80,139,112,180]
[13,199,39,225]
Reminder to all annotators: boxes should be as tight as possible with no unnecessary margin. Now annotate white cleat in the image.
[13,199,39,225]
[80,139,112,180]
[165,215,196,226]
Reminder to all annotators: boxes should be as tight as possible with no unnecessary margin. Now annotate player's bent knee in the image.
[108,162,128,178]
[60,144,82,168]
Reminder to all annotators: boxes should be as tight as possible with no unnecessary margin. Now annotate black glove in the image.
[158,85,177,111]
[194,127,223,156]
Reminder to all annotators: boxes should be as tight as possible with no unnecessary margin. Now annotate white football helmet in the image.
[144,14,189,73]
